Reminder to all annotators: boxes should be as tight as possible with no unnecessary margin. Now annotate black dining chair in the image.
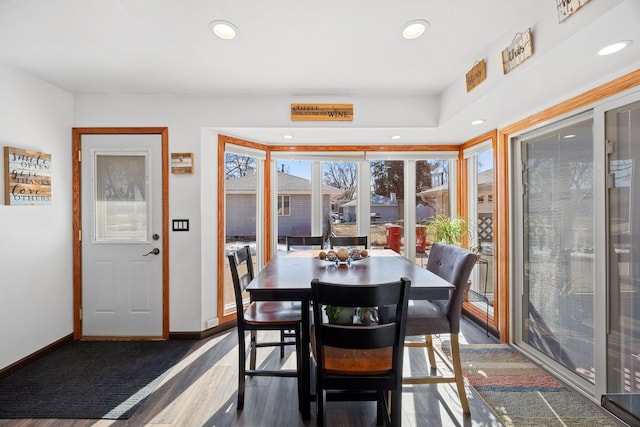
[311,277,411,427]
[286,235,324,251]
[228,245,302,410]
[329,235,368,249]
[283,235,324,356]
[402,242,477,414]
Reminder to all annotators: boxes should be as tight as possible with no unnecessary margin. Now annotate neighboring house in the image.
[340,193,399,222]
[417,169,494,245]
[225,171,341,238]
[417,169,493,216]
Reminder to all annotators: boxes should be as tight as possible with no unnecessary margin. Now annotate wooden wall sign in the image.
[171,152,194,174]
[466,59,487,92]
[557,0,590,23]
[291,103,353,121]
[4,146,52,206]
[502,29,534,75]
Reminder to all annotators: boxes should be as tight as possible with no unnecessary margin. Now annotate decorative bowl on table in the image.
[318,248,368,265]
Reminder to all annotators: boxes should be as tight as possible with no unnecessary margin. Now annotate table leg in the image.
[300,296,311,420]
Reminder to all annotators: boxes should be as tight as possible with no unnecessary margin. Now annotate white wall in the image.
[0,63,74,370]
[73,94,439,333]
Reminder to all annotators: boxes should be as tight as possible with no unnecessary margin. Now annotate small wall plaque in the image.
[4,146,52,206]
[557,0,590,23]
[502,29,534,75]
[466,59,487,92]
[171,152,194,174]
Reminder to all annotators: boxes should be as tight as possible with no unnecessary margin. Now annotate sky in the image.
[277,150,493,181]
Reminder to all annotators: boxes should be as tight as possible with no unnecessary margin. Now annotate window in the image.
[278,195,291,216]
[464,142,495,332]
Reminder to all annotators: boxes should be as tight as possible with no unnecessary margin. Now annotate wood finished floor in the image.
[0,319,505,427]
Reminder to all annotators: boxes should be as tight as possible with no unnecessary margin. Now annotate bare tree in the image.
[225,153,256,178]
[323,162,357,201]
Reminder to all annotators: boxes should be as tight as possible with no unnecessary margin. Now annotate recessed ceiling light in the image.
[391,135,401,140]
[597,40,632,56]
[471,119,485,126]
[283,134,293,140]
[209,20,238,40]
[564,134,576,139]
[402,20,430,40]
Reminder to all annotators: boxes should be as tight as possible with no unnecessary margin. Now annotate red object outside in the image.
[416,225,427,253]
[385,224,403,253]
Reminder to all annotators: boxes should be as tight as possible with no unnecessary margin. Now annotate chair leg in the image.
[249,330,257,370]
[316,361,326,427]
[390,386,402,427]
[237,330,247,410]
[450,334,470,414]
[376,390,384,426]
[295,326,303,412]
[280,330,286,358]
[425,335,437,371]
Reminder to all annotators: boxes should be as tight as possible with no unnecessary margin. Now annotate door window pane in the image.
[521,117,595,384]
[606,100,640,393]
[94,153,148,242]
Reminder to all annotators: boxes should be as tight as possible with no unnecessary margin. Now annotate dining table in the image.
[245,248,455,419]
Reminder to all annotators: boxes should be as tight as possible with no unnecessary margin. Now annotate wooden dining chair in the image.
[311,277,411,427]
[283,235,324,357]
[228,245,302,410]
[402,242,477,414]
[329,235,368,249]
[286,235,324,251]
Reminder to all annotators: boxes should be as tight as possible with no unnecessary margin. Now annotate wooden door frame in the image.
[72,127,170,340]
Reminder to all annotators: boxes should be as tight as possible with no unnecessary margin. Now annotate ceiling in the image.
[0,0,638,145]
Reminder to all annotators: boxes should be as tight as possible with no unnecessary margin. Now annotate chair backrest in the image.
[425,242,477,333]
[329,235,368,249]
[311,277,411,375]
[228,245,255,323]
[286,235,324,251]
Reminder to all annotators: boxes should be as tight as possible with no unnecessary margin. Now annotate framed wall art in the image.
[171,152,194,174]
[4,146,52,206]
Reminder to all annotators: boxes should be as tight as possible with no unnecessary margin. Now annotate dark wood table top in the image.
[246,249,454,298]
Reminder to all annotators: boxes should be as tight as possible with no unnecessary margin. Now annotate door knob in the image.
[143,248,160,256]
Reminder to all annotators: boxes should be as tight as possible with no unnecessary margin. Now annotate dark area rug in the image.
[0,340,194,420]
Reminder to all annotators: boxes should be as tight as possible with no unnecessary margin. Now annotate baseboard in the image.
[0,333,73,380]
[169,320,237,340]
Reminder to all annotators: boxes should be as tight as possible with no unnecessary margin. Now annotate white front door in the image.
[81,134,163,337]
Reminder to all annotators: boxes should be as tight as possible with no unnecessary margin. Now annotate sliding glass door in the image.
[518,114,596,385]
[605,99,640,394]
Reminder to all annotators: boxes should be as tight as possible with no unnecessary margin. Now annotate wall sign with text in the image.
[466,59,487,92]
[291,104,353,121]
[557,0,590,23]
[502,29,534,75]
[4,146,52,206]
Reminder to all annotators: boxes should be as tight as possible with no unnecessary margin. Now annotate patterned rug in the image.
[441,343,619,426]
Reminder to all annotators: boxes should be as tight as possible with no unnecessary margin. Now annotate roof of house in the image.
[341,194,398,208]
[225,171,341,195]
[416,169,493,197]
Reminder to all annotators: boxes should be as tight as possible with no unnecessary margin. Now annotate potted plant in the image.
[425,215,468,245]
[324,305,355,324]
